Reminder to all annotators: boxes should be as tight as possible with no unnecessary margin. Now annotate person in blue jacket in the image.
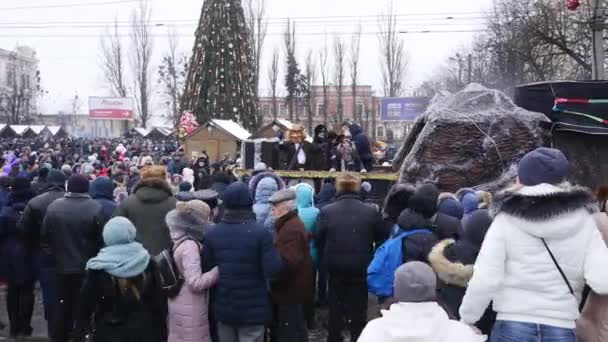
[349,124,374,172]
[294,183,320,329]
[204,182,282,342]
[89,176,117,227]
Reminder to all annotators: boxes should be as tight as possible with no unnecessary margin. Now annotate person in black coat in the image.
[278,125,314,170]
[311,125,331,171]
[382,184,416,237]
[18,169,66,338]
[316,174,385,342]
[0,177,36,338]
[203,182,282,341]
[409,183,463,241]
[428,209,496,334]
[31,167,49,195]
[348,124,373,172]
[89,177,118,227]
[395,208,439,264]
[42,175,104,341]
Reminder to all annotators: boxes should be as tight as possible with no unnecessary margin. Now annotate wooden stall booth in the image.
[184,119,251,162]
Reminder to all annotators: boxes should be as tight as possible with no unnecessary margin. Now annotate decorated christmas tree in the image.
[182,0,259,131]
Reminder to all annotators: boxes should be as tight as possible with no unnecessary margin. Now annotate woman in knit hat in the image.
[166,200,219,342]
[74,217,166,342]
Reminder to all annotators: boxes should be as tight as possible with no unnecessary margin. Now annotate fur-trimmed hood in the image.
[491,183,598,239]
[133,177,173,203]
[428,239,474,287]
[248,171,285,199]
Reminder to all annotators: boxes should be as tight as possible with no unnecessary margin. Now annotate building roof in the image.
[210,119,251,141]
[134,128,150,137]
[46,126,62,135]
[0,124,6,133]
[29,125,45,134]
[276,119,296,130]
[154,127,174,136]
[11,125,30,135]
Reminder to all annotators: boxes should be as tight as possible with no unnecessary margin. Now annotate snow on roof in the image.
[29,125,45,134]
[0,124,6,132]
[211,119,251,141]
[276,119,295,129]
[11,125,30,135]
[46,126,62,135]
[134,128,150,137]
[154,127,174,136]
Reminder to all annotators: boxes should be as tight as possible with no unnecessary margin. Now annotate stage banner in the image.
[380,97,430,121]
[89,97,134,120]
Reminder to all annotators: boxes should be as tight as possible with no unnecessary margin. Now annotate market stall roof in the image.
[11,125,31,136]
[46,126,62,136]
[134,128,150,137]
[201,119,251,141]
[29,125,46,135]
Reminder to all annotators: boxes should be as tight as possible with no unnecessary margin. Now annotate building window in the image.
[316,103,325,116]
[262,104,271,117]
[296,104,305,117]
[279,103,289,117]
[6,69,14,87]
[356,103,364,117]
[377,126,384,138]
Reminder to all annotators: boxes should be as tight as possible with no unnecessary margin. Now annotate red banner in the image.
[89,97,134,120]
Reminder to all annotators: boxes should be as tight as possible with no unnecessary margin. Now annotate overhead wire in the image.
[0,0,140,11]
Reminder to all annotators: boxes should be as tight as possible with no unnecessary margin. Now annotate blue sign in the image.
[381,97,430,121]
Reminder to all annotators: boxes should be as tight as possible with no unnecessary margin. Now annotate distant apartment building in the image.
[0,46,40,123]
[258,85,417,142]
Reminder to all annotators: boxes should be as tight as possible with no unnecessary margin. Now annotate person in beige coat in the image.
[577,210,608,342]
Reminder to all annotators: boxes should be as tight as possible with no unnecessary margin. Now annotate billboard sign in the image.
[89,97,134,120]
[380,97,430,121]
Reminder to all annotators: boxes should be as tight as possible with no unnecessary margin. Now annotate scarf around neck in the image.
[87,241,150,278]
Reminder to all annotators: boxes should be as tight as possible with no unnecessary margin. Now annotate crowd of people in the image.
[0,142,606,342]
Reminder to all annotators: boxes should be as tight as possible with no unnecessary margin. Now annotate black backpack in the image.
[153,238,200,298]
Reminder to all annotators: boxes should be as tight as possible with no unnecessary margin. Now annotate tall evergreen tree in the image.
[182,0,259,131]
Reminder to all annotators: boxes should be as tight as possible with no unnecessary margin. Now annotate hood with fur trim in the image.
[428,240,474,287]
[491,183,598,239]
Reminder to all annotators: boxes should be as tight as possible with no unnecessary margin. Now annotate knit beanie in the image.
[47,169,67,187]
[223,182,253,209]
[103,217,137,246]
[394,261,437,303]
[179,181,192,192]
[463,209,493,249]
[518,147,569,186]
[438,196,464,220]
[67,174,90,194]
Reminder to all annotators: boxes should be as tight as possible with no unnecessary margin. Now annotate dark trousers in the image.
[327,274,367,342]
[53,274,85,342]
[6,281,35,337]
[272,304,308,342]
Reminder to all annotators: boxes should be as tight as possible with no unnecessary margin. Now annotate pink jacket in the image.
[577,213,608,342]
[168,238,219,342]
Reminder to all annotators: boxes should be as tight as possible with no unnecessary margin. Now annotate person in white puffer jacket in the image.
[459,147,608,342]
[358,261,486,342]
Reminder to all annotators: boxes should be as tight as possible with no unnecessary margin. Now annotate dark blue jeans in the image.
[491,320,578,342]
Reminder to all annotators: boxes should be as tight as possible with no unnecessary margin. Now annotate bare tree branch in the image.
[130,0,154,128]
[304,50,317,133]
[350,23,362,126]
[333,34,346,124]
[318,34,329,126]
[246,0,267,104]
[268,47,279,120]
[99,19,128,98]
[158,27,188,127]
[378,1,408,97]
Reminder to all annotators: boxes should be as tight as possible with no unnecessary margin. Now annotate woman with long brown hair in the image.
[74,217,165,342]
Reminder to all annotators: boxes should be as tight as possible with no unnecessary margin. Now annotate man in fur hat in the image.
[278,124,313,171]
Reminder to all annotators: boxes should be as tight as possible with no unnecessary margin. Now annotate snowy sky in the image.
[0,0,493,119]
